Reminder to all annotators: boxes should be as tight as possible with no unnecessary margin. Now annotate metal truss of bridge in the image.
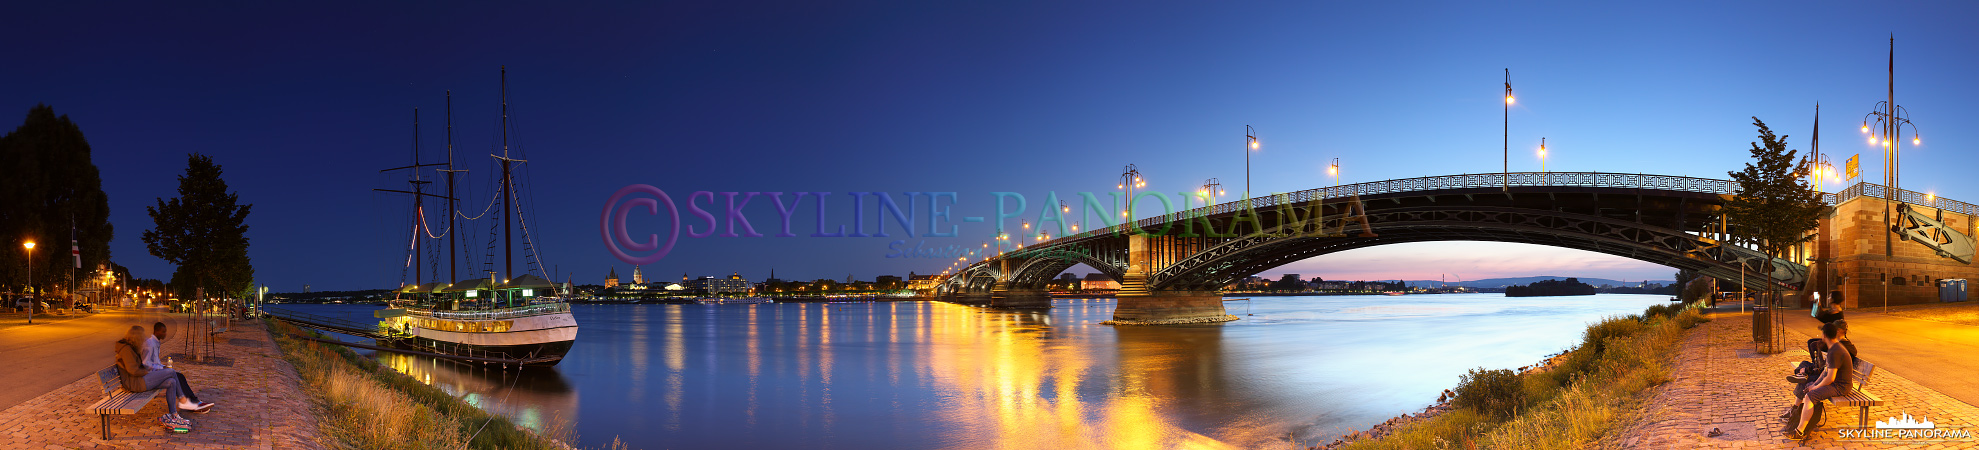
[937,172,1832,324]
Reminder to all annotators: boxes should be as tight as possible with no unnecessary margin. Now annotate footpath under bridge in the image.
[940,172,1834,324]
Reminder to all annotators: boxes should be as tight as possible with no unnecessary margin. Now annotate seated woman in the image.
[116,325,191,433]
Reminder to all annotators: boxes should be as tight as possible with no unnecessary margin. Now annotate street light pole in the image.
[1504,69,1512,191]
[1539,137,1547,174]
[22,241,33,324]
[1245,126,1258,205]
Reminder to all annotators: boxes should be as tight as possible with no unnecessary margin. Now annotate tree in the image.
[1271,274,1304,291]
[0,105,115,301]
[143,153,254,301]
[1725,118,1825,347]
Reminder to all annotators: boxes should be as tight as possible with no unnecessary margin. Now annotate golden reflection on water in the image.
[919,301,1241,449]
[376,351,577,434]
[664,304,684,431]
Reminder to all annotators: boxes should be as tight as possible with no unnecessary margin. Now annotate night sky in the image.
[6,2,1977,291]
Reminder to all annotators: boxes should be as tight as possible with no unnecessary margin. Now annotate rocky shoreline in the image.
[1308,350,1571,450]
[1100,314,1240,325]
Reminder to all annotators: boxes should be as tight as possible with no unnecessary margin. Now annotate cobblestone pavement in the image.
[1606,311,1979,449]
[0,319,328,449]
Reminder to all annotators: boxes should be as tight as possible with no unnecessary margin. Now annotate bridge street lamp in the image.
[1503,69,1513,191]
[1245,126,1259,204]
[1197,178,1224,206]
[1538,137,1547,175]
[1118,164,1144,224]
[1861,37,1922,260]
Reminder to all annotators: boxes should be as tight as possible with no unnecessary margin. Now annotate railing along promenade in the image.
[1048,172,1972,241]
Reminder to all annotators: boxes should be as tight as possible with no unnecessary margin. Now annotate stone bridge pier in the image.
[1107,234,1237,325]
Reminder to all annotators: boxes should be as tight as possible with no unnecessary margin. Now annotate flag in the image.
[71,223,80,269]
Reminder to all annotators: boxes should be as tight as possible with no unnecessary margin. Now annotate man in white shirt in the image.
[147,322,215,413]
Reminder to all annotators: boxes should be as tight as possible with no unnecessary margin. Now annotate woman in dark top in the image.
[1785,321,1854,440]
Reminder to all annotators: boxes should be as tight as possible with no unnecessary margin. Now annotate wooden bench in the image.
[84,366,163,439]
[1828,360,1884,429]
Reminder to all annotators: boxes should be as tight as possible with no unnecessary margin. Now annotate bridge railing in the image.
[1833,182,1979,216]
[1029,172,1974,249]
[1084,172,1740,236]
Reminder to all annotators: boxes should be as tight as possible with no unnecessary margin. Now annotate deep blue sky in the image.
[6,2,1977,291]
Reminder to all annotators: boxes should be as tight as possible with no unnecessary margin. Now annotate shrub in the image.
[1642,303,1678,321]
[1453,368,1525,418]
[1579,316,1645,355]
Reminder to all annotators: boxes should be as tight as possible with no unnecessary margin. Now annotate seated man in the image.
[1788,320,1856,386]
[144,321,215,413]
[1784,321,1854,440]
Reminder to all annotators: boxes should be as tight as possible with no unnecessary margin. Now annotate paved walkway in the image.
[1606,310,1979,449]
[0,315,327,449]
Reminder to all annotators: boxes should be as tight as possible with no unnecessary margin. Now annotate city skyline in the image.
[6,2,1978,291]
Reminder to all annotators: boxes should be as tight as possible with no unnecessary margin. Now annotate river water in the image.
[272,293,1671,449]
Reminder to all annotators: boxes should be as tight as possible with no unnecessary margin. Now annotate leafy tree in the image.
[1724,118,1825,309]
[0,105,115,302]
[143,153,254,301]
[1270,274,1304,291]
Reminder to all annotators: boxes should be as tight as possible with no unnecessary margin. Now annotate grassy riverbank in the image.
[1338,303,1707,450]
[267,319,615,449]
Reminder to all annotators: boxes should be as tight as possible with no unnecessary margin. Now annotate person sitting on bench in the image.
[144,322,215,413]
[1788,319,1856,386]
[116,325,191,432]
[1784,321,1854,440]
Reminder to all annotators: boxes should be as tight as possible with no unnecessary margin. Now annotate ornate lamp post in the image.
[1117,164,1144,223]
[1861,37,1921,263]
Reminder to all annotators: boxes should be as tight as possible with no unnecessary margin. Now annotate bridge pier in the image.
[1105,234,1235,325]
[990,288,1051,308]
[948,292,991,306]
[1106,290,1235,325]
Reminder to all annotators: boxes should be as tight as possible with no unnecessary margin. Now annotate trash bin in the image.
[1752,306,1771,342]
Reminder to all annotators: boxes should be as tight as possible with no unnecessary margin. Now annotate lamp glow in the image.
[22,242,32,250]
[1914,136,1920,146]
[1506,95,1514,105]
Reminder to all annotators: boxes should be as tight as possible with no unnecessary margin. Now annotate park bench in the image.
[84,365,163,439]
[1829,360,1883,428]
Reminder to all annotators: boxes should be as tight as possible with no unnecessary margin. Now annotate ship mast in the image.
[440,91,465,284]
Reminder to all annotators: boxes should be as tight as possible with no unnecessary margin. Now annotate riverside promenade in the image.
[1607,306,1979,449]
[0,306,325,448]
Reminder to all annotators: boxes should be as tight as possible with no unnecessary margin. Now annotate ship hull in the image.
[380,306,578,365]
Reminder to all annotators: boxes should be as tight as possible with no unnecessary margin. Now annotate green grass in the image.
[1341,304,1708,450]
[267,319,614,449]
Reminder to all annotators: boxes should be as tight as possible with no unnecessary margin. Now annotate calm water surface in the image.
[276,293,1671,449]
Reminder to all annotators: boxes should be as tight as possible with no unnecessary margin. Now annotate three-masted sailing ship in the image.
[372,68,575,365]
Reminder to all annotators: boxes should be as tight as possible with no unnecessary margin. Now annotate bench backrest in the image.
[1853,360,1875,389]
[95,366,122,395]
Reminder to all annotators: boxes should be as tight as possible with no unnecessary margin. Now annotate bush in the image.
[1642,303,1678,321]
[1580,316,1646,355]
[1454,368,1525,418]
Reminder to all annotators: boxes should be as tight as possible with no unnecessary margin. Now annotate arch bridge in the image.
[938,172,1818,324]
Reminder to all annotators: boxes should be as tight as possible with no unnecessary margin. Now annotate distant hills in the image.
[1401,276,1674,289]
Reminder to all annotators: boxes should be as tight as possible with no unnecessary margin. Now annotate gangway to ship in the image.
[262,307,562,367]
[263,307,388,339]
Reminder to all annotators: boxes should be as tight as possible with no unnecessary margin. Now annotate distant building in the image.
[605,267,620,288]
[685,272,751,295]
[1082,273,1119,290]
[631,265,645,285]
[875,275,902,285]
[907,272,942,291]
